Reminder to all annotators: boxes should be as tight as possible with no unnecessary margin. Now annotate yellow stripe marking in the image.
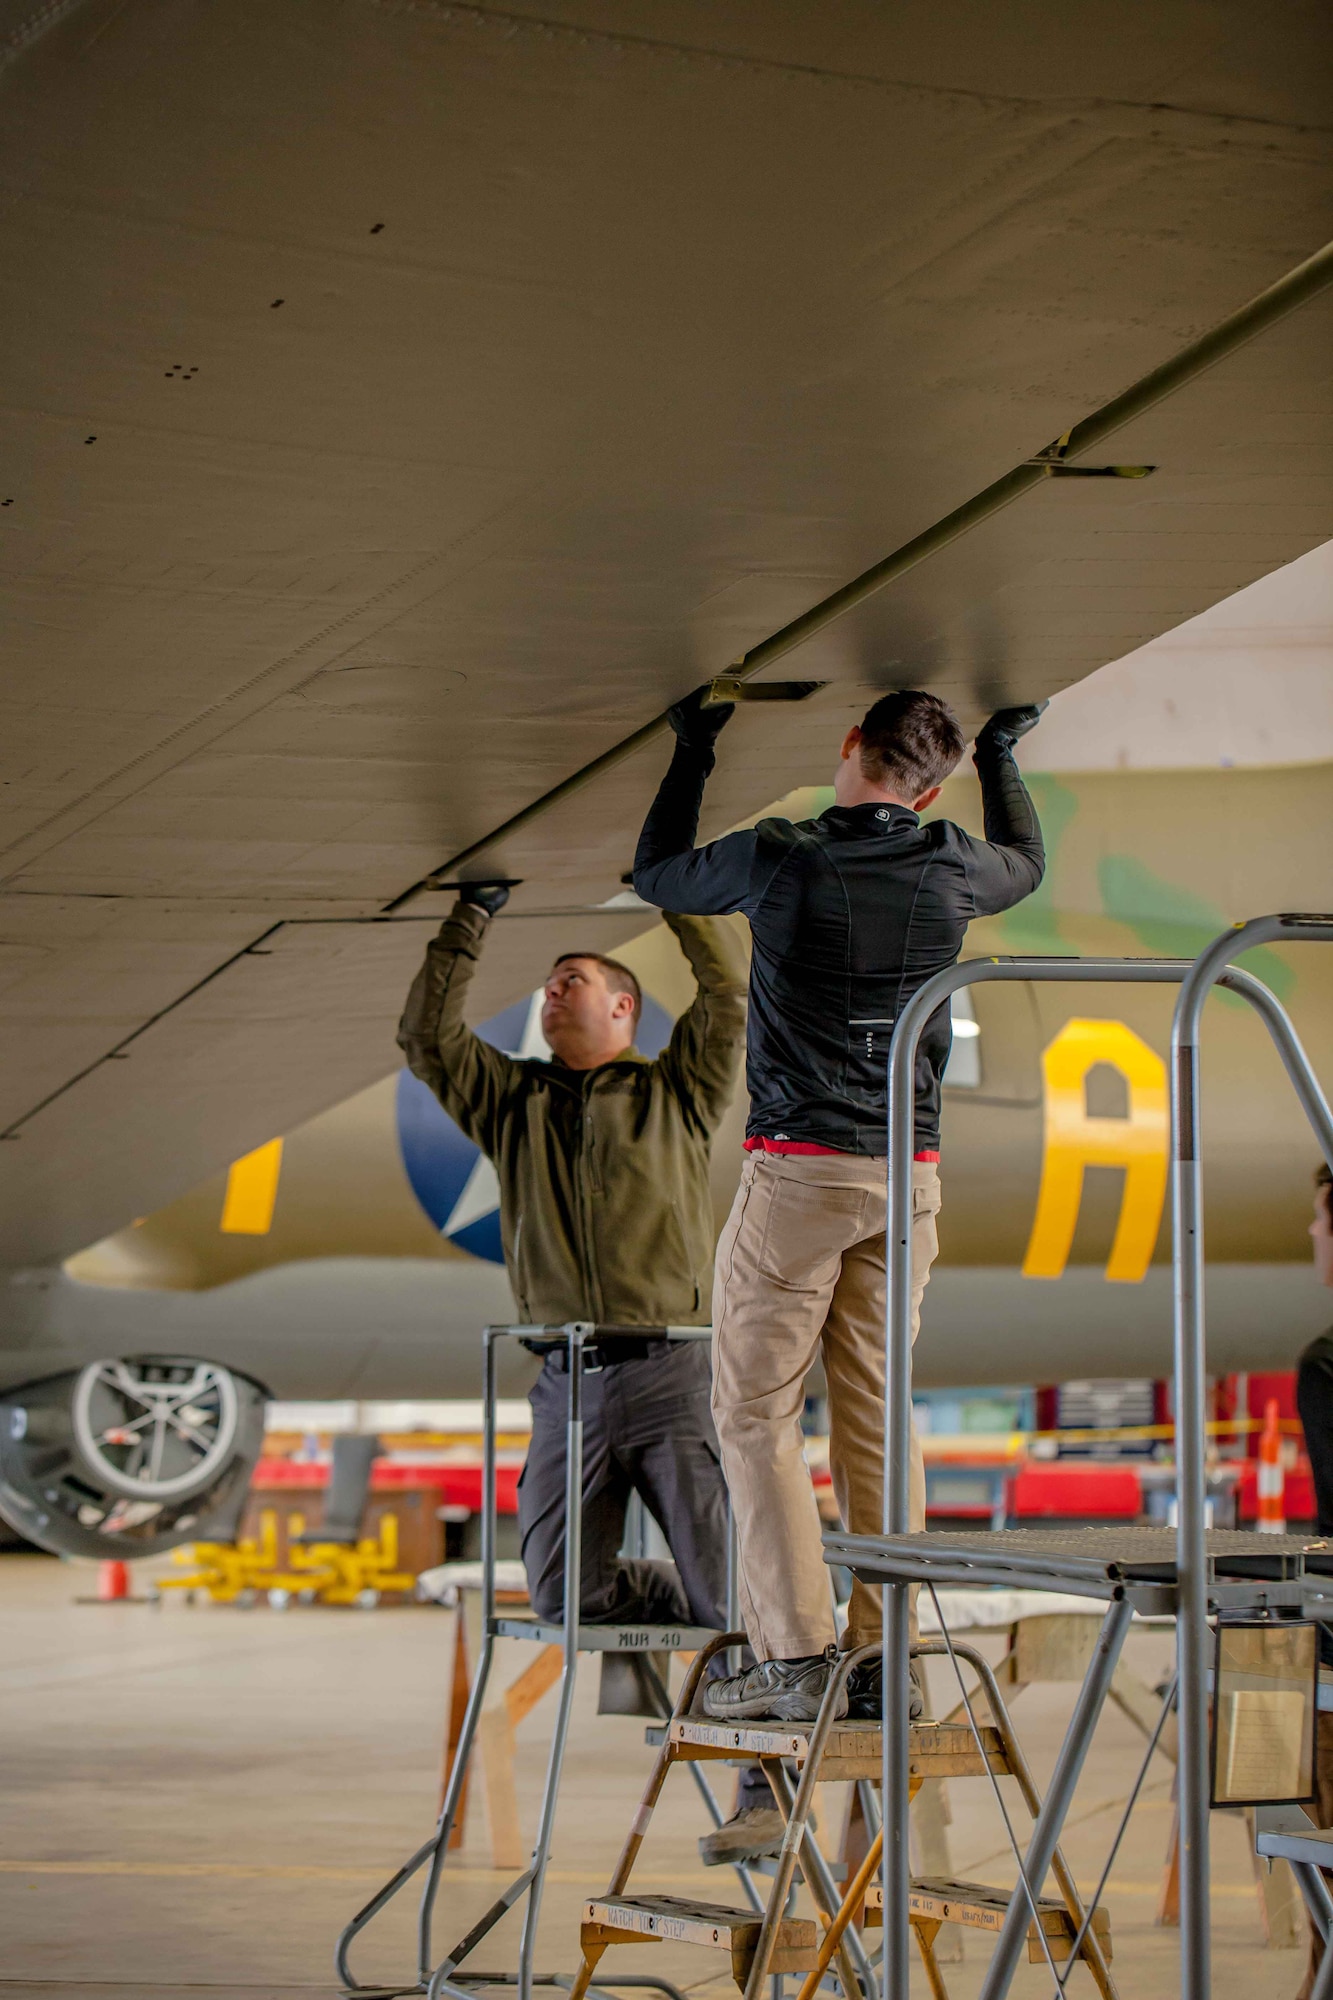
[220,1137,284,1235]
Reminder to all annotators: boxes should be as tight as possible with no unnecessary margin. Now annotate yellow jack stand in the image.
[277,1509,416,1607]
[156,1508,283,1605]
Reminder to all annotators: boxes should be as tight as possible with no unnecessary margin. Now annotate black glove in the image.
[668,683,735,750]
[456,881,510,917]
[975,702,1047,755]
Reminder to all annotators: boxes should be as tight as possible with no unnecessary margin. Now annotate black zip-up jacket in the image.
[632,738,1044,1155]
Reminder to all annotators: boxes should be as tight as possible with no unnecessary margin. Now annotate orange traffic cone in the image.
[1256,1398,1286,1535]
[97,1559,131,1600]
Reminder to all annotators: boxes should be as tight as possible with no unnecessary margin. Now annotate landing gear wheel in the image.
[0,1359,267,1561]
[71,1358,240,1501]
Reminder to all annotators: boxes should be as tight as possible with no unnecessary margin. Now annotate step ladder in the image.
[569,1633,1116,2000]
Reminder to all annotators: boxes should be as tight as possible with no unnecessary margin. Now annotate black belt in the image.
[524,1335,675,1371]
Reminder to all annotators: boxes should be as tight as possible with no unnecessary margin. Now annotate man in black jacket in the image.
[633,686,1045,1722]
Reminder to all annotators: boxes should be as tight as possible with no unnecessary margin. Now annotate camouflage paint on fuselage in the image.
[66,760,1333,1296]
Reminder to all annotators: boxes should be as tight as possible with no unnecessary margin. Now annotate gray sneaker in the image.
[698,1805,787,1868]
[845,1653,924,1722]
[701,1648,848,1724]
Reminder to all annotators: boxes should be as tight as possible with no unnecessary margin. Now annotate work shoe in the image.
[700,1647,848,1724]
[845,1653,925,1722]
[698,1805,787,1868]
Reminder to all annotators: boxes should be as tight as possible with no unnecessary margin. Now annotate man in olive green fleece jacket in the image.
[397,886,749,1639]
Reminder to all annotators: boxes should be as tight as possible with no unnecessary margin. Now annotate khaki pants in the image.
[711,1150,942,1659]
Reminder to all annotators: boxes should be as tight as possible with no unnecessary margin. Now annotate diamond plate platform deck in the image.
[826,1526,1333,1612]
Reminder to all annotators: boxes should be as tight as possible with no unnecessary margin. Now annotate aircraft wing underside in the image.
[2,0,1332,1267]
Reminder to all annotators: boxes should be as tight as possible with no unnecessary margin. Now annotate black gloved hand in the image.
[975,702,1048,755]
[668,683,736,750]
[457,881,510,917]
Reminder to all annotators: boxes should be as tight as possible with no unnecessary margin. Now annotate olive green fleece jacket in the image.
[397,902,748,1328]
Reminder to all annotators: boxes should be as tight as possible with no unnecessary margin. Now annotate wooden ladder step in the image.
[669,1717,1009,1781]
[582,1894,818,1981]
[864,1876,1113,1964]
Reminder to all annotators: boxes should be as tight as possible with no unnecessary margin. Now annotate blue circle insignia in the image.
[395,988,672,1265]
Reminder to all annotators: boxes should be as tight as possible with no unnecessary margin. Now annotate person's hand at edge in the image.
[457,882,511,917]
[668,683,736,749]
[975,702,1048,756]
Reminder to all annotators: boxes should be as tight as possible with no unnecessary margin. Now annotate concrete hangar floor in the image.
[0,1553,1297,2000]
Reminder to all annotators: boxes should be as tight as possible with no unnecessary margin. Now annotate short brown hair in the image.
[857,690,965,799]
[551,952,643,1030]
[1318,1160,1332,1221]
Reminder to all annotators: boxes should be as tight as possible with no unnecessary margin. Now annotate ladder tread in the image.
[669,1717,1009,1777]
[583,1892,817,1955]
[864,1876,1112,1957]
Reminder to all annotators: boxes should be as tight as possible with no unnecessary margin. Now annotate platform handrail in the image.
[879,936,1333,2000]
[1171,915,1333,2000]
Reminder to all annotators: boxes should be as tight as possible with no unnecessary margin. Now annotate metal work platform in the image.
[828,1525,1333,1612]
[870,917,1333,2000]
[817,1525,1333,1997]
[336,1322,740,2000]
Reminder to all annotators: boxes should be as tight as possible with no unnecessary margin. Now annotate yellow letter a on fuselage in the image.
[1022,1019,1167,1284]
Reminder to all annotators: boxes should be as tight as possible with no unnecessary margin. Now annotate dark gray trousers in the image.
[518,1341,728,1628]
[517,1340,769,1814]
